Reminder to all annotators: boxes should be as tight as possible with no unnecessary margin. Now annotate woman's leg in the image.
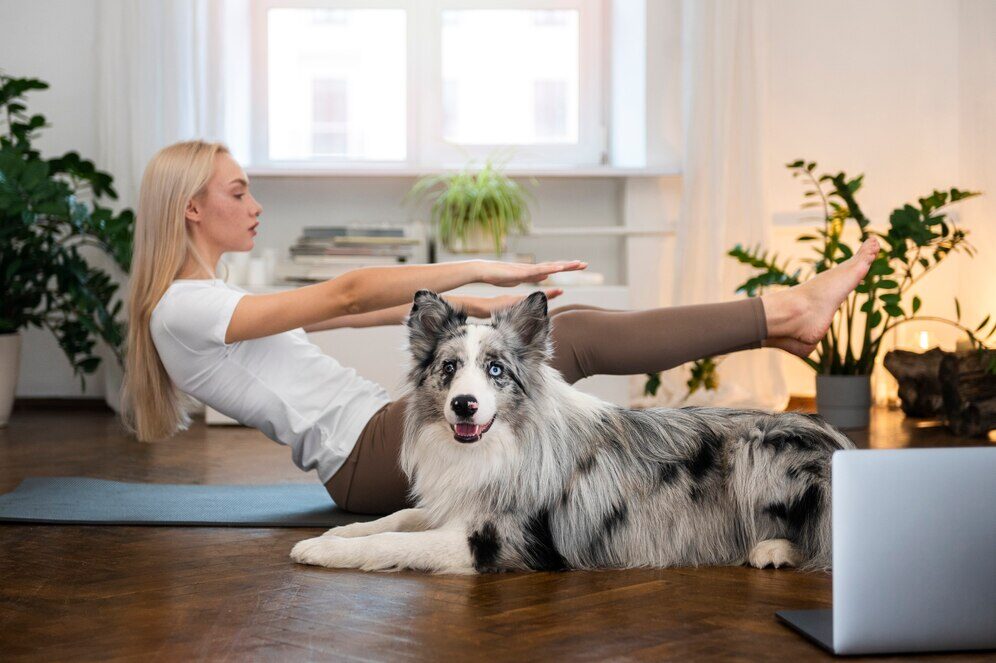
[547,236,882,384]
[325,398,411,515]
[548,299,766,385]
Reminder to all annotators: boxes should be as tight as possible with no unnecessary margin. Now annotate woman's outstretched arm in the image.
[302,288,566,332]
[225,260,585,343]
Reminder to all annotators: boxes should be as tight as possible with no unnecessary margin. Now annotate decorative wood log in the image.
[947,396,996,437]
[883,348,947,417]
[939,350,996,437]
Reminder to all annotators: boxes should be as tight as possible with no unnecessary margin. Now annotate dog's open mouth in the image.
[451,416,496,443]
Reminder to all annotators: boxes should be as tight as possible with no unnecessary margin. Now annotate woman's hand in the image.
[477,259,587,287]
[453,288,565,318]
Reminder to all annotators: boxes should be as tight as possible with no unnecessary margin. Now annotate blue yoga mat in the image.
[0,477,377,527]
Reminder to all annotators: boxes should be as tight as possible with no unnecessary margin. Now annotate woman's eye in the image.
[443,362,456,374]
[489,363,504,377]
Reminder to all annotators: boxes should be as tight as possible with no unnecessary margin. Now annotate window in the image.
[439,10,578,144]
[251,0,604,167]
[311,78,348,155]
[260,6,407,162]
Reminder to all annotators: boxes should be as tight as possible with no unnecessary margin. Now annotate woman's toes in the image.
[860,236,880,260]
[851,237,880,272]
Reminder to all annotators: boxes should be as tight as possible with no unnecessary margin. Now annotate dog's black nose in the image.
[450,395,479,418]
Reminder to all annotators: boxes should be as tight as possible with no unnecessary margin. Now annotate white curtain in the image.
[96,0,250,209]
[644,0,789,410]
[94,0,250,410]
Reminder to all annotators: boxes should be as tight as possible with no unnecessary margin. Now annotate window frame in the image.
[249,0,605,169]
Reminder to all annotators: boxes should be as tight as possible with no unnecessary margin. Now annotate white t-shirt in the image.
[150,279,392,482]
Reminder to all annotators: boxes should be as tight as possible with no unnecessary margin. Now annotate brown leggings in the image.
[325,297,768,514]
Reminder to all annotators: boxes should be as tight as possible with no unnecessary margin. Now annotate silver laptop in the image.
[777,447,996,655]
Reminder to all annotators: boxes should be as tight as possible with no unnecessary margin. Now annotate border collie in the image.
[291,291,853,574]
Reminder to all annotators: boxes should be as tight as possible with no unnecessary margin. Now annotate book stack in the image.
[277,225,421,283]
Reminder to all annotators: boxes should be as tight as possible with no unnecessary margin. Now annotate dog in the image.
[291,290,854,574]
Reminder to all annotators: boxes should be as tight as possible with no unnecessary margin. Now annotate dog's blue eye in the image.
[489,363,503,377]
[443,362,456,374]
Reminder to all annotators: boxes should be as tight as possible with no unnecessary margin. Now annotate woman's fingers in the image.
[524,261,587,283]
[535,259,587,274]
[543,288,564,300]
[483,259,588,286]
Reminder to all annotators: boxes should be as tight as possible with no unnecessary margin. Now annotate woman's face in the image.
[185,152,263,253]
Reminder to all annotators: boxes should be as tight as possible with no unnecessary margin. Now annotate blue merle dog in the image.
[290,290,853,573]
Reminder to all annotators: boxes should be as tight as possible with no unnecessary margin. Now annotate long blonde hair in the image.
[120,140,229,441]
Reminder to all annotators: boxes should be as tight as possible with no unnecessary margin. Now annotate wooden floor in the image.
[0,401,991,661]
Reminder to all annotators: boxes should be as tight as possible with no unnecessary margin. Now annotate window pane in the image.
[267,9,406,161]
[441,9,579,145]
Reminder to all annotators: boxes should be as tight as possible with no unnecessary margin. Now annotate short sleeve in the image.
[153,283,248,354]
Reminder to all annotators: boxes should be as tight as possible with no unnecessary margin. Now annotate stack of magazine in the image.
[278,225,421,283]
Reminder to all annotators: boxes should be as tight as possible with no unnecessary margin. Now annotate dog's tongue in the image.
[454,423,483,437]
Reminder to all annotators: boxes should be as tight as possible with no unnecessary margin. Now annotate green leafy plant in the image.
[405,153,535,256]
[0,72,134,389]
[644,356,721,399]
[644,159,995,397]
[728,160,994,375]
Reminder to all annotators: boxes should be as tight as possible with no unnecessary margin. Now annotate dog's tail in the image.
[779,480,832,571]
[735,414,845,571]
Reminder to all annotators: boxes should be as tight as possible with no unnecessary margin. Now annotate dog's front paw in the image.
[321,522,370,538]
[291,535,352,568]
[748,538,800,569]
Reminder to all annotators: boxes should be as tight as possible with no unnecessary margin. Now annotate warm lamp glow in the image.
[918,331,930,350]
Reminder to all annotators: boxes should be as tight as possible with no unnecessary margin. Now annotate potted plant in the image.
[0,72,134,425]
[726,159,994,429]
[404,154,535,256]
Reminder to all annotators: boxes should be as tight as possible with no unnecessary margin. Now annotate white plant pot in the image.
[446,225,508,254]
[0,332,22,427]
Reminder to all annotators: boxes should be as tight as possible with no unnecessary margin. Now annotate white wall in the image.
[956,0,996,344]
[1,0,105,397]
[763,0,992,396]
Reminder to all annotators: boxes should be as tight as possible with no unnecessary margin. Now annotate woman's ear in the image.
[185,197,202,224]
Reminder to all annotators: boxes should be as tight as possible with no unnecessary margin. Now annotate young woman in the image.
[122,140,879,515]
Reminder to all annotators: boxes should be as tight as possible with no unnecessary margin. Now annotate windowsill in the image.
[244,163,680,179]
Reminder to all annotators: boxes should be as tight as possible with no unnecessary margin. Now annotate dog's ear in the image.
[493,291,551,362]
[406,290,467,369]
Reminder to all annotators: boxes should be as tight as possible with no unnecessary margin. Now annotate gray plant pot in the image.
[815,374,872,430]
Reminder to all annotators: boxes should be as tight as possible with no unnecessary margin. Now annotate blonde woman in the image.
[122,140,879,516]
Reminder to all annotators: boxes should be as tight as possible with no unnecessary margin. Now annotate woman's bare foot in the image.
[763,336,819,358]
[760,238,880,358]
